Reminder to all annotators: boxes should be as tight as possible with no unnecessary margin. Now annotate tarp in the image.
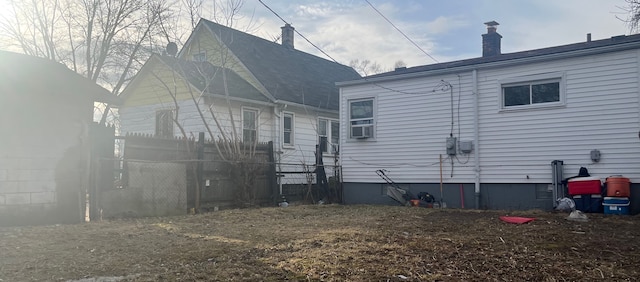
[499,216,535,224]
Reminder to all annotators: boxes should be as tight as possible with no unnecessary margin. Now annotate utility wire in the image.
[363,0,439,64]
[257,0,338,62]
[257,0,442,96]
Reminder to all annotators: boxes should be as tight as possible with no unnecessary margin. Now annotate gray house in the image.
[338,22,640,212]
[0,51,119,226]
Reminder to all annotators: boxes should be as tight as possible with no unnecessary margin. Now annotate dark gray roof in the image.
[201,19,361,110]
[0,50,119,104]
[366,34,640,79]
[156,55,268,102]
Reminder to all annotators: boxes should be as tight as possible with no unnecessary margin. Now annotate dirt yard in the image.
[1,205,639,281]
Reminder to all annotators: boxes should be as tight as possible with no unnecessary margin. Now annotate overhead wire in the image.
[257,0,446,96]
[257,0,338,62]
[363,0,439,64]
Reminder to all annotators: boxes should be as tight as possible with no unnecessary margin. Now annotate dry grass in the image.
[1,205,639,281]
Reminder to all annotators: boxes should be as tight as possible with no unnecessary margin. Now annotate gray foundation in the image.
[343,182,640,214]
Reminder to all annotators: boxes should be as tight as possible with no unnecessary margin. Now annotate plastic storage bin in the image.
[603,197,630,215]
[572,194,603,213]
[568,177,602,195]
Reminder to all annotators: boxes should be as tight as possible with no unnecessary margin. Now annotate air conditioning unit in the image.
[351,125,373,139]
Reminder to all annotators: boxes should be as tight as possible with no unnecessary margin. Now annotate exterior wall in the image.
[180,26,269,96]
[121,59,194,108]
[340,48,640,210]
[120,95,337,185]
[276,108,339,185]
[121,98,275,143]
[0,90,90,226]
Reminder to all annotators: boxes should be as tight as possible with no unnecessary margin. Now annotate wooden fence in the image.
[97,133,276,218]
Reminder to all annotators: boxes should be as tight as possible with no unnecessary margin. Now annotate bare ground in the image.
[0,205,639,281]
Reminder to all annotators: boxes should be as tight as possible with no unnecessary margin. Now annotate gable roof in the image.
[0,50,120,104]
[200,19,361,110]
[339,34,640,86]
[156,55,268,102]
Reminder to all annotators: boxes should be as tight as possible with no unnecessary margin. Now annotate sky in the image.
[214,0,633,70]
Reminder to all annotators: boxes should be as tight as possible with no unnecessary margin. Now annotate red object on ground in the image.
[499,216,535,224]
[568,177,602,195]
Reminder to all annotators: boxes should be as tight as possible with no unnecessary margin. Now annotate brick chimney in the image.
[281,23,294,49]
[482,21,502,57]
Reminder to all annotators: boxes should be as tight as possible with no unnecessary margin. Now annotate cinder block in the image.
[0,169,7,181]
[30,192,56,204]
[0,194,5,205]
[5,193,31,205]
[0,181,20,193]
[7,169,30,181]
[19,181,55,193]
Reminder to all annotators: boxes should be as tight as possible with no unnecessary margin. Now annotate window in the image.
[318,118,340,153]
[283,112,294,147]
[349,98,374,139]
[192,52,206,62]
[242,108,258,144]
[155,109,174,138]
[500,73,564,109]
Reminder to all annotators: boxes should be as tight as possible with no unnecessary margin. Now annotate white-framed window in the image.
[155,109,174,138]
[283,112,294,147]
[318,118,340,153]
[242,108,258,144]
[193,52,206,62]
[500,72,564,110]
[349,98,374,139]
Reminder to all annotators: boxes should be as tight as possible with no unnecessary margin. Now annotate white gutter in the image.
[472,69,480,209]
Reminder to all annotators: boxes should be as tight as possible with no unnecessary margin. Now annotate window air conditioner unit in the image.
[352,125,372,139]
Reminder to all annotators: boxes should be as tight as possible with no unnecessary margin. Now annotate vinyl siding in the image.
[341,48,640,184]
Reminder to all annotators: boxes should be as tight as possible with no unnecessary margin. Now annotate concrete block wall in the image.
[0,157,58,207]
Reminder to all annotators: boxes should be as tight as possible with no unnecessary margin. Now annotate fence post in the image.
[267,141,278,205]
[195,132,205,213]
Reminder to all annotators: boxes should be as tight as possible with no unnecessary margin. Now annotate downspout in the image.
[472,69,481,209]
[273,102,283,196]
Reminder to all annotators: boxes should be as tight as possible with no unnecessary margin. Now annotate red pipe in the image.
[460,183,465,209]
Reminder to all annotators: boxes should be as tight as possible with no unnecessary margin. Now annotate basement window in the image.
[500,73,565,110]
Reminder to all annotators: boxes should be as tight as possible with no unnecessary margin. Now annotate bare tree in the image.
[349,58,385,76]
[619,0,640,33]
[0,0,177,124]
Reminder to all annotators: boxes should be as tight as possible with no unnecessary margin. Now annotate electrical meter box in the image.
[459,140,473,153]
[446,137,457,155]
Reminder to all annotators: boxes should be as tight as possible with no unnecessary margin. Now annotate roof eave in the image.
[337,40,640,87]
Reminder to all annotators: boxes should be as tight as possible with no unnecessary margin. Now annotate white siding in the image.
[276,108,339,185]
[120,98,274,143]
[341,49,640,184]
[120,96,337,185]
[340,73,476,183]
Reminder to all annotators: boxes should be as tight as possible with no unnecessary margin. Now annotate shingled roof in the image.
[201,19,361,111]
[354,33,640,82]
[156,55,267,102]
[0,50,120,104]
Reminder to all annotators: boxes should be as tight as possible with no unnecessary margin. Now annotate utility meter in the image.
[446,136,457,155]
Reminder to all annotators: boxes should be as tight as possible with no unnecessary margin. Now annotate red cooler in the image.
[568,177,602,195]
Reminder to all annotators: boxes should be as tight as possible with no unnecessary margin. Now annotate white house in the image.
[118,19,360,192]
[337,22,640,212]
